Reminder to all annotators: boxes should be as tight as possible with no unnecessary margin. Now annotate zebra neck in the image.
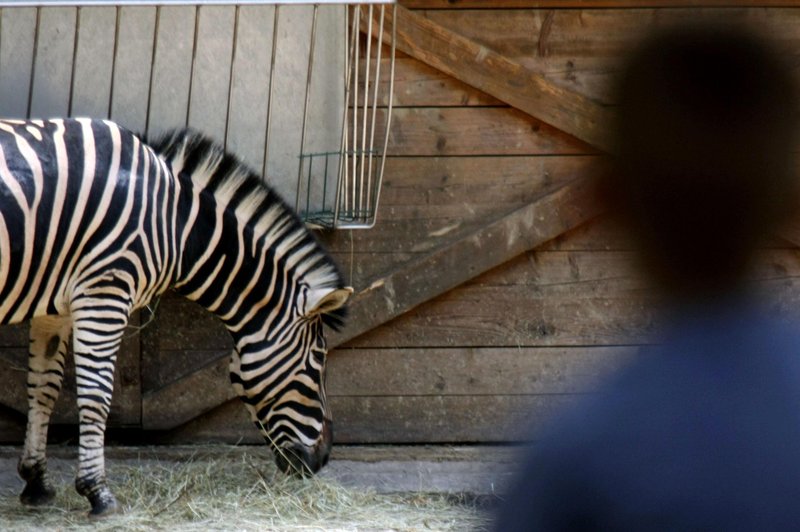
[171,187,306,339]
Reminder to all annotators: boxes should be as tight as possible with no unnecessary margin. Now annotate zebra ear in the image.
[305,286,354,317]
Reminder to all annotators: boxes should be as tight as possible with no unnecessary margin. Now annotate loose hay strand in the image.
[0,447,490,531]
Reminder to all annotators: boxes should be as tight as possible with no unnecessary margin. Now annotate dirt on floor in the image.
[0,444,521,531]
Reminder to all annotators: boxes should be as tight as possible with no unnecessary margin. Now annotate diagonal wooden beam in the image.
[330,176,602,346]
[368,5,613,152]
[144,177,602,431]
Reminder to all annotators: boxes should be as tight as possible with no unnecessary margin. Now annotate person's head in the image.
[608,23,799,302]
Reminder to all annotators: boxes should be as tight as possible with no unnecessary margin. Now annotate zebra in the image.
[0,118,352,516]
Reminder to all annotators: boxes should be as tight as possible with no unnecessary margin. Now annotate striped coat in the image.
[1,118,350,516]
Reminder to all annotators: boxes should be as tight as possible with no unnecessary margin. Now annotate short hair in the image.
[609,24,799,296]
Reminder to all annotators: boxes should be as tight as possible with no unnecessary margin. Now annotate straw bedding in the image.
[0,448,490,531]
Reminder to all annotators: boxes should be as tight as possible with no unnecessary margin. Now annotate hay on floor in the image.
[0,448,490,531]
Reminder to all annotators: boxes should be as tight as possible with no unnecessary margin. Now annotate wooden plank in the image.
[0,327,141,426]
[348,248,800,349]
[142,356,234,430]
[333,394,583,443]
[109,6,156,133]
[70,7,116,118]
[372,155,600,206]
[387,107,593,156]
[147,5,195,136]
[0,8,37,118]
[186,5,235,139]
[0,323,29,348]
[0,406,25,442]
[329,346,636,396]
[147,295,231,354]
[29,7,77,119]
[397,9,800,106]
[331,177,602,346]
[381,55,502,107]
[225,4,274,171]
[369,5,614,151]
[162,394,585,444]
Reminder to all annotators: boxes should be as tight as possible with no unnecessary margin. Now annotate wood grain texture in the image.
[70,6,116,118]
[225,4,274,171]
[161,393,586,444]
[29,7,77,119]
[331,177,603,346]
[147,5,195,136]
[186,5,235,138]
[328,346,637,396]
[370,5,614,151]
[387,107,594,156]
[0,8,37,118]
[109,6,156,133]
[0,318,141,427]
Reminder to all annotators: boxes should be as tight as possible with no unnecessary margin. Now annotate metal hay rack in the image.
[0,0,397,230]
[294,2,396,230]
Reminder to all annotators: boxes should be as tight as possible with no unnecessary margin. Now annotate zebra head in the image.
[150,128,353,476]
[229,285,352,477]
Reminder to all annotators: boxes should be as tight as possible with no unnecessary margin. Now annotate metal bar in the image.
[26,7,41,119]
[106,5,121,119]
[0,1,395,6]
[144,5,160,136]
[364,1,396,229]
[185,4,200,128]
[305,154,313,215]
[365,3,384,220]
[333,4,356,228]
[67,5,82,117]
[295,2,318,212]
[223,3,239,148]
[262,3,279,178]
[350,4,359,219]
[357,4,371,222]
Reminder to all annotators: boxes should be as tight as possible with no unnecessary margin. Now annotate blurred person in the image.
[494,23,800,531]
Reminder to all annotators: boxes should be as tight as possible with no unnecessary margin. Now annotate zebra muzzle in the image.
[274,419,333,477]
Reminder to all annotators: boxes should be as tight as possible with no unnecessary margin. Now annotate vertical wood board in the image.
[70,6,117,118]
[186,5,235,139]
[225,4,273,172]
[110,6,156,133]
[29,7,77,119]
[0,8,37,118]
[146,5,195,136]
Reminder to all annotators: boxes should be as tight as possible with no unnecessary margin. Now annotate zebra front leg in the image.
[71,300,130,517]
[18,316,72,506]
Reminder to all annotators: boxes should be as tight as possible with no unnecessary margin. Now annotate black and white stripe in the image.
[2,119,350,516]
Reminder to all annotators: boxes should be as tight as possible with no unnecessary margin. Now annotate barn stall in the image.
[0,0,798,465]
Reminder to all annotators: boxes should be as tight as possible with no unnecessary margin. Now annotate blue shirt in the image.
[495,299,800,531]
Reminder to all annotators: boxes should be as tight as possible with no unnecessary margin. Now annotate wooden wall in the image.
[3,2,800,445]
[0,4,343,204]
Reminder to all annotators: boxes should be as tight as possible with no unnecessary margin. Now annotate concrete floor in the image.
[0,444,521,502]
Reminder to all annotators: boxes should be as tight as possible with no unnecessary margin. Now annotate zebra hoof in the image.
[19,478,56,506]
[87,490,121,518]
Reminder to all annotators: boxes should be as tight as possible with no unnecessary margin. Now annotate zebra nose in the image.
[274,422,333,477]
[275,444,316,477]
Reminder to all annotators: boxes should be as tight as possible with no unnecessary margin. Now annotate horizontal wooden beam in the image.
[371,5,612,152]
[331,176,602,346]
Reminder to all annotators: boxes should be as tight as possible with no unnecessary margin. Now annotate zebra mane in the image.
[148,128,347,331]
